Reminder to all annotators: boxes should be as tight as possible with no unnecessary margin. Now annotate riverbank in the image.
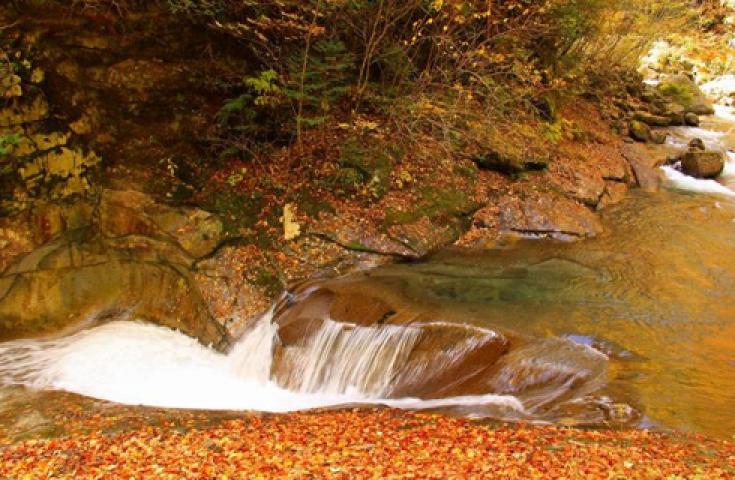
[2,406,734,479]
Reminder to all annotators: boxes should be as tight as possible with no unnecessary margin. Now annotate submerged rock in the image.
[270,281,607,409]
[272,284,510,398]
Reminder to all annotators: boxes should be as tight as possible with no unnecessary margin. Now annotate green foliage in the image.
[217,40,355,147]
[216,70,290,146]
[541,122,564,145]
[0,134,21,157]
[658,81,695,107]
[286,40,355,130]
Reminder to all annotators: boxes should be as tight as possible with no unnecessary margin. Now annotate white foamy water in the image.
[720,151,735,180]
[661,166,735,197]
[714,104,735,123]
[666,127,727,150]
[0,317,525,415]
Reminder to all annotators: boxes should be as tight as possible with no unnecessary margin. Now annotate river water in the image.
[1,108,735,439]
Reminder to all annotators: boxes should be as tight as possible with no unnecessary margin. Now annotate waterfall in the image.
[0,296,607,419]
[278,321,422,396]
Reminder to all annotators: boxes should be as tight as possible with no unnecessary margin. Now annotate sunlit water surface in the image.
[368,188,735,438]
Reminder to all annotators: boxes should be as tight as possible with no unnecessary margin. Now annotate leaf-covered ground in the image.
[2,408,734,479]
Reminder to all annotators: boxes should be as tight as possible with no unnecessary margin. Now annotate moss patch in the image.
[336,138,402,200]
[384,186,475,227]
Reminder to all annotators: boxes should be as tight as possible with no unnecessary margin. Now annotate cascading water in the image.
[0,294,608,421]
[662,104,735,195]
[277,320,422,396]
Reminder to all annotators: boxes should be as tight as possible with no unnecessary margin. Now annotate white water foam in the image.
[666,127,727,150]
[661,166,735,197]
[721,151,735,180]
[714,104,735,123]
[0,317,525,415]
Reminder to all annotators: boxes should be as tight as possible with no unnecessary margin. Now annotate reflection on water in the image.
[353,189,735,438]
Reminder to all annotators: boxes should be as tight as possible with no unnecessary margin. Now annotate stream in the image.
[1,107,735,439]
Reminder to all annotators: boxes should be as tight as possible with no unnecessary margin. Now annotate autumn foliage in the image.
[2,409,735,479]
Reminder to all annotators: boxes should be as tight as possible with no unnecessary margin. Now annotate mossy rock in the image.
[338,138,400,199]
[290,189,334,218]
[657,75,714,116]
[472,124,551,174]
[327,167,364,196]
[629,120,651,143]
[203,190,265,238]
[384,187,477,227]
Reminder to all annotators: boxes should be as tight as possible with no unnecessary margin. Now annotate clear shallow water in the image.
[364,189,735,438]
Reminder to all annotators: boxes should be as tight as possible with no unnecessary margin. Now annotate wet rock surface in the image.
[0,190,231,349]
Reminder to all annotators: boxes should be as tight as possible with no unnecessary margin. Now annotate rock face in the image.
[498,193,603,240]
[98,190,223,259]
[621,143,664,192]
[681,151,725,179]
[0,190,231,350]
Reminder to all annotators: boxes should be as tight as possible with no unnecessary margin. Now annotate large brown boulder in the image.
[681,151,725,179]
[0,235,230,349]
